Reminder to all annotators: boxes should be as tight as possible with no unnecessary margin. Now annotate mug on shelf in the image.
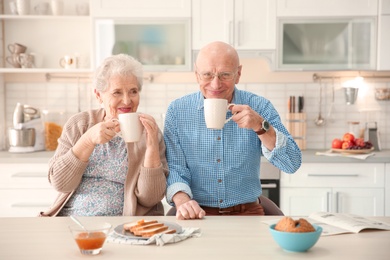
[59,55,75,69]
[17,53,34,68]
[51,0,64,15]
[6,53,22,68]
[8,43,27,54]
[16,0,30,15]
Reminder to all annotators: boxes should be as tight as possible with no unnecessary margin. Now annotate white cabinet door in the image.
[277,0,378,16]
[235,0,276,50]
[91,0,191,17]
[334,188,385,216]
[281,187,330,216]
[192,0,275,50]
[192,0,234,49]
[378,15,390,70]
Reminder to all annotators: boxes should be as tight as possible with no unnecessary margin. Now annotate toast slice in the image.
[123,219,158,231]
[137,226,169,237]
[132,222,164,232]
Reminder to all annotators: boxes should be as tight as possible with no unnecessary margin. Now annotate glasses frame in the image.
[196,71,237,82]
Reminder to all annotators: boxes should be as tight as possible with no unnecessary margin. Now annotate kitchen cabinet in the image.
[90,0,191,18]
[192,0,276,50]
[94,18,191,71]
[386,163,390,216]
[280,163,386,216]
[0,163,57,217]
[276,0,378,17]
[378,0,390,70]
[0,0,92,73]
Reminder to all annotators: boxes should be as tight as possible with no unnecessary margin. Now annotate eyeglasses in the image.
[197,71,236,82]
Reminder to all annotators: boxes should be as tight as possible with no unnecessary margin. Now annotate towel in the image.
[316,150,375,160]
[107,227,201,246]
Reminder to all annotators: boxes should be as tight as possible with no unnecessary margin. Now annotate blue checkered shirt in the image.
[164,88,301,208]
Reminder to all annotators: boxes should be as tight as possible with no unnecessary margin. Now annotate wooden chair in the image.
[166,195,284,216]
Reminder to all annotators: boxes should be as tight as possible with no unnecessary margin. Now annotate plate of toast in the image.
[114,219,182,240]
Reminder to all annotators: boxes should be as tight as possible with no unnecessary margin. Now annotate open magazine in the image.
[264,212,390,236]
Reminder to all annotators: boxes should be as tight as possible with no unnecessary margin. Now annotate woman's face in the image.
[95,74,140,119]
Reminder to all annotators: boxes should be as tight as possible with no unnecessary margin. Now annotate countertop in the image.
[1,216,389,260]
[1,150,389,164]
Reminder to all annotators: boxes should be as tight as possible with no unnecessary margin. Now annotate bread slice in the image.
[123,219,158,231]
[136,226,169,237]
[132,222,164,232]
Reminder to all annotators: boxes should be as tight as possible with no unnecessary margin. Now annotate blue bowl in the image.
[269,224,322,252]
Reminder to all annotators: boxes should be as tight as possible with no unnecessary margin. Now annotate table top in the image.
[0,216,389,260]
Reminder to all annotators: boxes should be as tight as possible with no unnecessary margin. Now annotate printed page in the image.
[309,212,390,233]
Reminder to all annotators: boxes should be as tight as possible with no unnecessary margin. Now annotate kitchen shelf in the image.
[0,15,89,20]
[0,68,93,73]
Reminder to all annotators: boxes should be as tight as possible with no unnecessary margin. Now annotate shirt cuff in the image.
[262,128,287,156]
[166,182,193,206]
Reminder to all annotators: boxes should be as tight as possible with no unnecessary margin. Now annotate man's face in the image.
[195,49,241,103]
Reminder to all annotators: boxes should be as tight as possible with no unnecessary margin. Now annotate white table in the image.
[0,216,389,259]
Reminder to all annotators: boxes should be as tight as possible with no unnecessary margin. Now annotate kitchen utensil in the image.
[326,78,335,122]
[8,128,36,147]
[344,87,358,105]
[314,79,325,126]
[7,43,27,54]
[13,103,25,129]
[70,216,89,234]
[16,0,30,15]
[17,53,34,68]
[6,53,22,68]
[366,122,381,151]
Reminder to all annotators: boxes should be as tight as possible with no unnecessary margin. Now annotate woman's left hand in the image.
[139,113,159,147]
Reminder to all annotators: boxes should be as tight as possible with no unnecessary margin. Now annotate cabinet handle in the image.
[335,192,340,213]
[326,192,331,212]
[261,183,277,188]
[307,174,359,177]
[229,20,234,45]
[11,172,47,178]
[11,203,51,208]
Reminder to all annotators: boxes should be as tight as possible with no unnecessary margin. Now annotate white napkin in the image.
[107,227,201,246]
[316,150,375,160]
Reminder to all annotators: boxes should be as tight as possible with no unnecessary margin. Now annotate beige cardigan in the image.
[39,109,168,217]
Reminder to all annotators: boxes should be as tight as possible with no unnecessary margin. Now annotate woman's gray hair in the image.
[93,54,143,92]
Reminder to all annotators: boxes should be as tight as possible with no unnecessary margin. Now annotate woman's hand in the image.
[139,113,161,168]
[86,120,118,145]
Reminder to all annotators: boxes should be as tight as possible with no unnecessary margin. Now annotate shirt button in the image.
[219,199,223,203]
[217,136,221,140]
[218,179,222,183]
[217,159,221,163]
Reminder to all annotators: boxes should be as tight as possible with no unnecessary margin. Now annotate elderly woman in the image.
[40,54,167,217]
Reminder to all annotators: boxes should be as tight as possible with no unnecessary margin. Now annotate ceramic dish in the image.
[113,221,182,240]
[331,147,374,154]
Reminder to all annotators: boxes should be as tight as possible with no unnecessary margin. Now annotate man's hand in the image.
[173,192,206,220]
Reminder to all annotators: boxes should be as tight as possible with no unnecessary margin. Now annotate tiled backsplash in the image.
[2,80,389,150]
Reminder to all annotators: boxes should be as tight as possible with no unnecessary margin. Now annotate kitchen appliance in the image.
[366,122,381,151]
[8,103,45,153]
[260,162,281,206]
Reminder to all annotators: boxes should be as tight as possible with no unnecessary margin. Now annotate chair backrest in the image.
[166,195,284,216]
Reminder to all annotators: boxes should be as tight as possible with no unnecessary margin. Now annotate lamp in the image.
[343,76,364,105]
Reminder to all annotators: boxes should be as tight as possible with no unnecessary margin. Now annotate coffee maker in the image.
[8,103,45,153]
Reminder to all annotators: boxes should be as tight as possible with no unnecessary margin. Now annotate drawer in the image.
[281,163,385,188]
[0,164,50,189]
[0,189,57,217]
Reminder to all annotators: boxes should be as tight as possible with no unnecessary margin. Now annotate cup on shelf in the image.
[51,0,64,15]
[59,55,75,69]
[34,2,49,15]
[17,53,34,68]
[8,43,27,54]
[16,0,31,15]
[6,53,22,68]
[9,1,18,15]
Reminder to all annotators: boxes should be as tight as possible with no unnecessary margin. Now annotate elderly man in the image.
[164,41,301,219]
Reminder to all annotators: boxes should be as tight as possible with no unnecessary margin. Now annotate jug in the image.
[17,53,34,68]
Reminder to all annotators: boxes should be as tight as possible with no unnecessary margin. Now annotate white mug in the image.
[51,0,64,15]
[59,55,74,69]
[116,113,143,142]
[204,99,235,129]
[16,0,30,15]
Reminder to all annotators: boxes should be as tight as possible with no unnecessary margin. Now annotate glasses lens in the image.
[199,72,235,82]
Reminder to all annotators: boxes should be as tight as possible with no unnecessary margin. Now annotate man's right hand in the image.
[173,192,206,220]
